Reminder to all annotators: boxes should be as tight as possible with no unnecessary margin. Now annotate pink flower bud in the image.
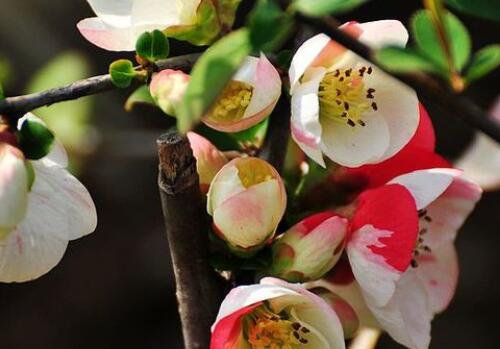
[0,143,29,238]
[269,212,347,282]
[207,157,286,254]
[150,69,190,116]
[186,132,227,194]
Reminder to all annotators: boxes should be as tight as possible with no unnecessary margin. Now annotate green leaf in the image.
[0,82,4,100]
[164,0,221,46]
[25,52,95,171]
[109,59,137,88]
[125,85,156,112]
[292,0,369,16]
[465,44,500,83]
[248,0,293,52]
[375,47,446,75]
[177,29,252,133]
[411,9,471,71]
[18,119,55,160]
[135,30,170,63]
[445,0,500,21]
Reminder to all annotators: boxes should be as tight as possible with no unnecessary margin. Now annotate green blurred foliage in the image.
[292,0,369,16]
[26,52,97,172]
[465,44,500,84]
[125,85,156,112]
[445,0,500,21]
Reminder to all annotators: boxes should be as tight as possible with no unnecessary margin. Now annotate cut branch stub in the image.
[157,130,226,349]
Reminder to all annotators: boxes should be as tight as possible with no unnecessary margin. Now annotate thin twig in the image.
[297,14,500,144]
[157,130,226,349]
[0,53,201,117]
[348,328,381,349]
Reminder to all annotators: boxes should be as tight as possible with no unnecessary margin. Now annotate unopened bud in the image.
[150,69,190,116]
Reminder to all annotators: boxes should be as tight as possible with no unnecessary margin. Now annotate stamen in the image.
[207,80,253,122]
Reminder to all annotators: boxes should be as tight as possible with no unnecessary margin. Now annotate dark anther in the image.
[371,102,378,111]
[339,77,345,82]
[301,327,310,333]
[345,69,352,77]
[424,216,432,222]
[418,209,427,217]
[358,120,366,126]
[336,89,341,96]
[300,338,309,344]
[292,322,301,331]
[367,66,373,74]
[344,102,350,111]
[293,331,300,339]
[411,259,419,268]
[347,119,356,127]
[334,70,340,77]
[341,112,348,118]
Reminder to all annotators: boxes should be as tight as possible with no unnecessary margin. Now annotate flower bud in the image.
[186,132,228,194]
[207,157,286,254]
[0,143,29,238]
[150,69,190,116]
[269,212,347,282]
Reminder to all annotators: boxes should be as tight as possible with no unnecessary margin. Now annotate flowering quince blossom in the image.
[343,168,481,349]
[203,54,282,132]
[207,157,286,254]
[150,69,191,117]
[269,211,348,282]
[289,20,420,167]
[0,114,97,283]
[78,0,202,51]
[211,277,346,349]
[186,132,227,194]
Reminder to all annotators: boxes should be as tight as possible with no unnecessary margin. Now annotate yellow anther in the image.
[236,158,276,188]
[318,67,377,127]
[207,80,253,122]
[245,305,307,349]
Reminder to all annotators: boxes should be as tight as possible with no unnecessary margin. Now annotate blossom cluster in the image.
[0,2,488,349]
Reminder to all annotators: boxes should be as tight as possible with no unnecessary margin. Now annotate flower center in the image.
[411,209,433,268]
[236,158,275,188]
[318,66,377,127]
[246,305,310,348]
[207,80,253,122]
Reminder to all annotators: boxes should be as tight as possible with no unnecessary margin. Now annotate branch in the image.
[297,15,500,144]
[261,94,291,173]
[157,131,226,349]
[0,53,200,116]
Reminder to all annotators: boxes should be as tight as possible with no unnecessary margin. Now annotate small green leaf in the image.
[248,0,293,52]
[411,10,471,71]
[18,119,55,160]
[445,0,500,21]
[292,0,369,16]
[0,82,4,100]
[125,85,156,112]
[135,30,170,63]
[109,59,137,88]
[465,44,500,83]
[177,29,252,133]
[375,47,445,75]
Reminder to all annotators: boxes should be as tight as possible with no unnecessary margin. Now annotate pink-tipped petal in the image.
[211,303,261,349]
[77,17,138,51]
[355,20,409,48]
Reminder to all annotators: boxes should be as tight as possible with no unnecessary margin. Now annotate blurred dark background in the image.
[0,0,498,348]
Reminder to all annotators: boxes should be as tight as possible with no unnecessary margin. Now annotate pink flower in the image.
[289,20,419,167]
[269,211,348,282]
[186,132,227,194]
[207,157,286,254]
[344,168,481,349]
[211,277,346,349]
[203,54,282,133]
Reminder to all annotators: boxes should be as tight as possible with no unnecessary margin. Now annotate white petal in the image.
[291,67,327,167]
[361,65,419,161]
[416,244,459,313]
[0,224,68,283]
[207,164,245,215]
[289,34,332,94]
[86,0,133,27]
[131,0,189,26]
[367,271,432,349]
[213,283,300,329]
[356,20,409,49]
[346,225,402,307]
[320,112,390,167]
[389,168,462,210]
[29,159,97,241]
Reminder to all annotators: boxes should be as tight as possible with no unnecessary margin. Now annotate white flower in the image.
[77,0,201,51]
[289,20,419,167]
[0,114,97,282]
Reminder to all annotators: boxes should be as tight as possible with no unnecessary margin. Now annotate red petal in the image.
[350,184,419,272]
[210,303,261,349]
